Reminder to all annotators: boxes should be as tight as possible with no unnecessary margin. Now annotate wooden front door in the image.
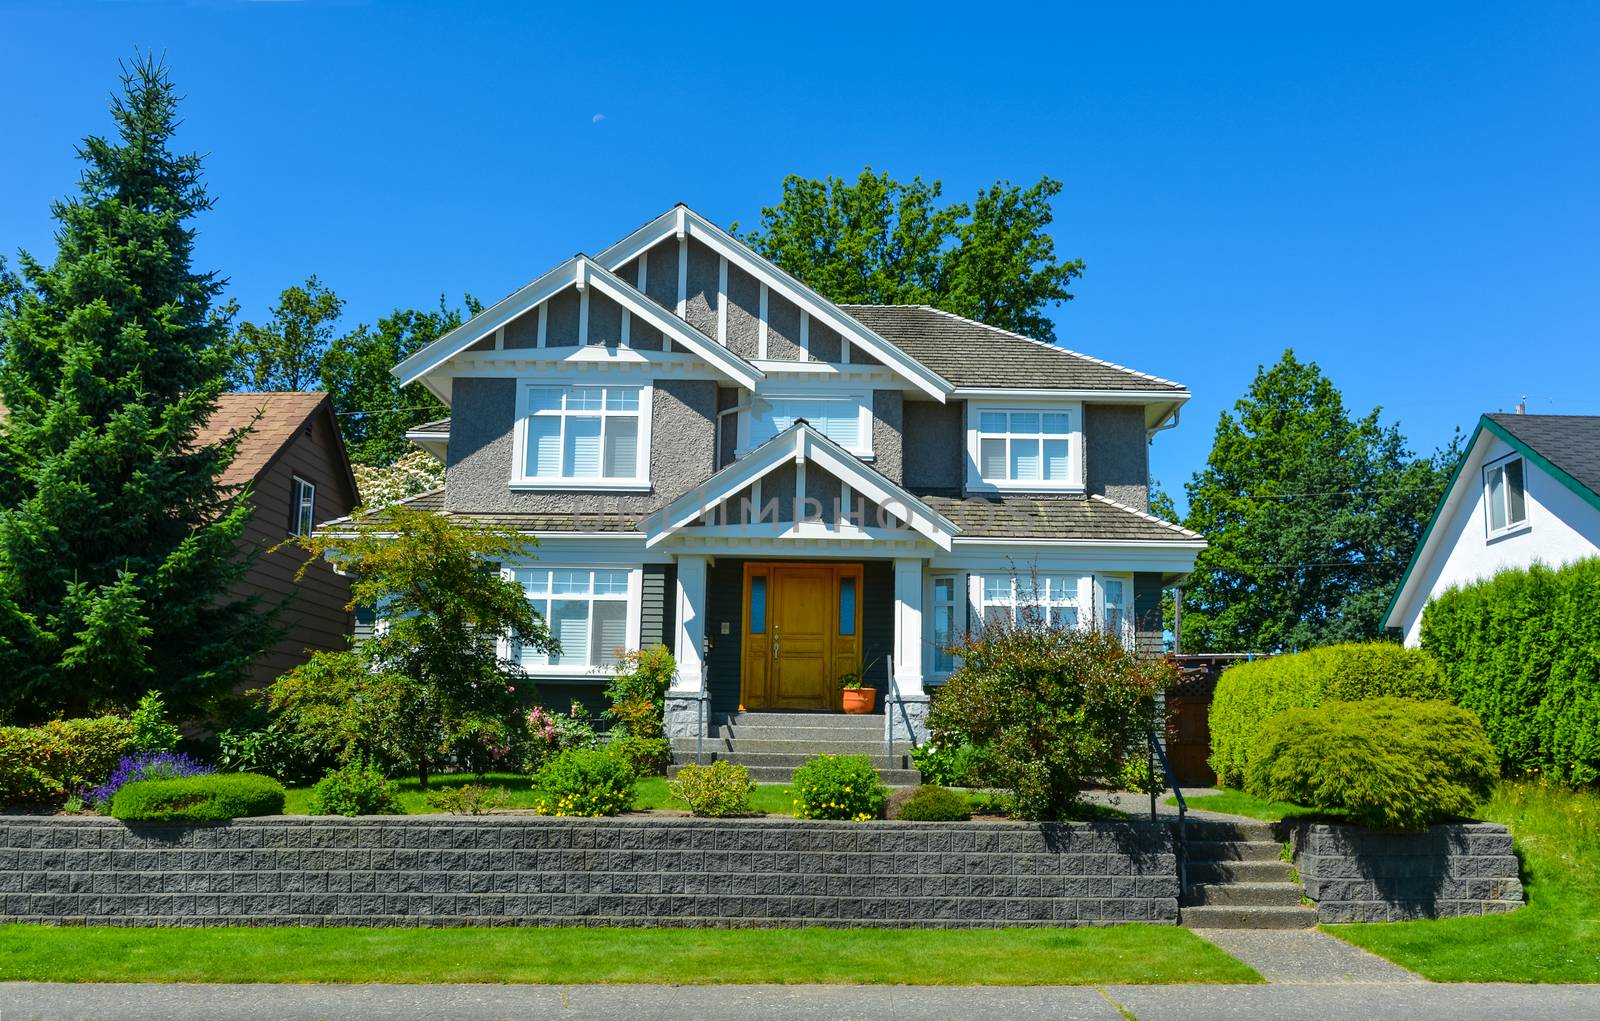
[741,562,862,710]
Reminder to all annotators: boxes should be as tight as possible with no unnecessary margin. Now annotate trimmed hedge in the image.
[0,716,136,805]
[1422,557,1600,785]
[1246,697,1498,830]
[109,773,286,822]
[1209,643,1447,787]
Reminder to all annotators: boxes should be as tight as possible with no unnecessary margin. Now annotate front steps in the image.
[669,710,921,784]
[1181,820,1316,929]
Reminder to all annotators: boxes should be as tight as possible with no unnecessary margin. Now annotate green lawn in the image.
[1166,788,1334,822]
[0,924,1260,985]
[282,773,796,816]
[1326,780,1600,983]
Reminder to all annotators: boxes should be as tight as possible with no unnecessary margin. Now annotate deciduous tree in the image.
[230,275,344,392]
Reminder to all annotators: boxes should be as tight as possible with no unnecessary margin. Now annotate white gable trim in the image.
[641,423,959,551]
[391,255,764,395]
[597,206,955,402]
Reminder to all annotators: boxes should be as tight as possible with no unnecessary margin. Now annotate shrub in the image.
[910,737,981,787]
[605,645,675,740]
[886,784,971,821]
[1245,697,1498,830]
[425,783,510,815]
[84,751,214,808]
[216,709,330,785]
[307,761,402,816]
[0,716,136,805]
[927,623,1169,821]
[524,701,600,772]
[790,754,888,821]
[668,760,757,817]
[1421,558,1600,785]
[610,736,671,777]
[1118,751,1168,796]
[129,691,181,753]
[1209,643,1448,787]
[109,773,286,822]
[531,748,636,817]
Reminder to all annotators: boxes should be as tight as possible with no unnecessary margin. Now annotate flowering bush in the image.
[790,754,888,822]
[605,645,675,740]
[84,751,213,809]
[524,701,600,771]
[531,748,636,817]
[669,760,757,817]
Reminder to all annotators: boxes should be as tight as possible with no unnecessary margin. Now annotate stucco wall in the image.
[871,390,904,486]
[1085,405,1149,510]
[903,399,965,493]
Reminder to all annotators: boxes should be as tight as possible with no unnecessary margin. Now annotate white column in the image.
[672,555,708,694]
[892,557,926,697]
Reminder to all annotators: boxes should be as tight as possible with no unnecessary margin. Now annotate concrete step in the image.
[719,712,884,730]
[1181,904,1316,929]
[1186,820,1278,842]
[1188,840,1283,863]
[668,763,922,786]
[1188,860,1297,884]
[674,738,914,756]
[672,750,912,770]
[1187,882,1305,907]
[716,726,897,743]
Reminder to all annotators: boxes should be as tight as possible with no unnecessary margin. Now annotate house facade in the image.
[384,206,1204,741]
[1386,412,1600,646]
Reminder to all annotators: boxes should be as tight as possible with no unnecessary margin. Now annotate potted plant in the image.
[839,660,878,714]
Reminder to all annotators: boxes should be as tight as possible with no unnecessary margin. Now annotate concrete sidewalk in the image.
[3,981,1597,1021]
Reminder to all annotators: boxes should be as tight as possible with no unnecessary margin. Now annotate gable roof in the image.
[596,205,954,401]
[841,304,1187,394]
[920,492,1204,543]
[193,392,357,500]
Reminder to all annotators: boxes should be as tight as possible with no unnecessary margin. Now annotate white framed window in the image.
[510,567,639,672]
[741,391,873,457]
[1097,574,1133,644]
[290,476,316,536]
[931,574,961,674]
[967,403,1083,491]
[1483,455,1528,537]
[977,574,1087,630]
[513,383,651,490]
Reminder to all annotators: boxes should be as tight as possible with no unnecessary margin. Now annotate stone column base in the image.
[886,695,930,745]
[664,693,708,740]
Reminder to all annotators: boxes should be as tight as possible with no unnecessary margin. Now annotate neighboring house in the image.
[354,205,1204,741]
[196,392,361,691]
[1386,413,1600,647]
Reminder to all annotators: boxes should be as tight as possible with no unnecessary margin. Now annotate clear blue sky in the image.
[3,3,1596,513]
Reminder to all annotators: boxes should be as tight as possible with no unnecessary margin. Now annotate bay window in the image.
[515,383,649,488]
[967,403,1083,491]
[511,567,634,672]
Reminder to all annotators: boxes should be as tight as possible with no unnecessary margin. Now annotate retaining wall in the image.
[1288,821,1523,923]
[0,815,1179,929]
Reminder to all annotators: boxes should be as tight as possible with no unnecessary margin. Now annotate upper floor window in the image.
[744,393,871,456]
[515,384,650,489]
[289,476,316,536]
[967,403,1083,491]
[1484,455,1528,536]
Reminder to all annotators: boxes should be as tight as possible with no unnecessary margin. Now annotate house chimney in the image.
[1516,396,1527,415]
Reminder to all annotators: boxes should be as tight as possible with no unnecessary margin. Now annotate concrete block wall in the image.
[0,816,1179,929]
[1288,822,1523,923]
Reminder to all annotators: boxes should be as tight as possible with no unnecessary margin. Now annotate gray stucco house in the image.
[380,205,1204,753]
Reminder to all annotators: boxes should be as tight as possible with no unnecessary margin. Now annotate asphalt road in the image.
[3,982,1598,1021]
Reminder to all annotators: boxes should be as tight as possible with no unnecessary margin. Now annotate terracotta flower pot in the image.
[841,687,876,714]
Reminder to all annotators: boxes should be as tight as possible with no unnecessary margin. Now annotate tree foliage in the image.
[0,55,270,721]
[229,274,344,392]
[742,169,1084,340]
[1178,350,1457,653]
[351,449,446,509]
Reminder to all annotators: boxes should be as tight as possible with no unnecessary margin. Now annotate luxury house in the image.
[373,205,1204,756]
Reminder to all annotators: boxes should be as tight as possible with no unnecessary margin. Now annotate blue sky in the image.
[2,3,1596,513]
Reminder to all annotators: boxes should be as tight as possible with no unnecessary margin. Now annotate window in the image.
[1101,578,1128,637]
[745,393,871,455]
[969,404,1082,490]
[749,576,767,635]
[517,384,648,487]
[1484,456,1528,535]
[979,574,1082,630]
[289,476,316,536]
[839,576,856,636]
[931,575,960,673]
[512,568,631,671]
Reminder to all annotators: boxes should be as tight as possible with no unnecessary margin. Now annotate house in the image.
[373,204,1205,751]
[196,392,361,691]
[1385,412,1600,646]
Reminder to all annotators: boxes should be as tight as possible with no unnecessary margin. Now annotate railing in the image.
[883,656,919,767]
[1148,725,1187,896]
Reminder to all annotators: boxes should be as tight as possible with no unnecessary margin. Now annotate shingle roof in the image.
[192,392,331,487]
[410,418,451,433]
[1486,414,1600,497]
[840,304,1187,393]
[917,493,1202,542]
[319,488,643,533]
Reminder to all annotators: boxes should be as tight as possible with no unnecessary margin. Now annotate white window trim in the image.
[928,571,965,680]
[974,572,1093,631]
[290,476,317,537]
[1482,453,1531,540]
[501,565,643,677]
[510,380,654,492]
[1094,573,1135,647]
[965,400,1085,493]
[736,388,874,459]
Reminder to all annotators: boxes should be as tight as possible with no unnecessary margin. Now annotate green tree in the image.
[742,169,1084,340]
[230,275,344,391]
[1178,350,1457,653]
[270,506,552,786]
[321,298,477,466]
[0,56,269,721]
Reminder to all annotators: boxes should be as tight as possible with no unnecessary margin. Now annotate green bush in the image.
[0,716,136,804]
[790,754,888,821]
[1422,558,1600,785]
[129,691,180,753]
[910,737,982,787]
[609,736,671,777]
[668,760,757,817]
[109,773,286,822]
[216,709,330,785]
[1118,751,1168,796]
[886,784,971,821]
[1209,643,1447,787]
[1245,697,1498,830]
[531,748,636,817]
[424,783,509,815]
[605,645,675,740]
[307,761,402,816]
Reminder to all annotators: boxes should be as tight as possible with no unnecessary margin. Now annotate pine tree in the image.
[0,55,269,721]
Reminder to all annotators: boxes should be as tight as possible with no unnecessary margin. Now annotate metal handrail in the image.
[882,656,920,768]
[690,689,711,766]
[1148,725,1187,896]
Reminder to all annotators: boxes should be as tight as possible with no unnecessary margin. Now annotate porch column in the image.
[664,554,709,739]
[891,557,931,743]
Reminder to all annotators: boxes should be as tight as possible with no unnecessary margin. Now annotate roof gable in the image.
[194,392,357,500]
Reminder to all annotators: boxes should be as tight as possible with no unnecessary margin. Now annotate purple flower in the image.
[84,752,215,807]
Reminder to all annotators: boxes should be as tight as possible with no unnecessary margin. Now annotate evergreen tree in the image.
[0,55,269,721]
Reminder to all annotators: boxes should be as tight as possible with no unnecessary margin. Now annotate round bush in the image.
[609,736,671,777]
[668,760,757,817]
[0,716,136,805]
[308,761,401,816]
[109,773,286,822]
[1245,697,1498,830]
[1209,643,1447,787]
[886,784,971,821]
[790,754,888,821]
[531,747,637,817]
